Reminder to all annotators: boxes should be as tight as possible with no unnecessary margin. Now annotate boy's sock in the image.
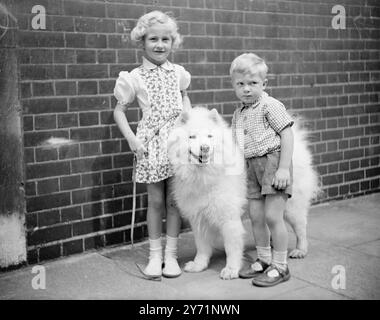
[254,246,272,270]
[144,238,163,276]
[272,250,288,272]
[163,235,181,276]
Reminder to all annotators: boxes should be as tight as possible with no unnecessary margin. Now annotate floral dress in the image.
[114,57,191,184]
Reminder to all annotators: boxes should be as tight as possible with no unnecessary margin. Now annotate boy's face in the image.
[231,71,267,104]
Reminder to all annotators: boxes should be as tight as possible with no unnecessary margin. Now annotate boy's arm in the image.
[273,126,294,190]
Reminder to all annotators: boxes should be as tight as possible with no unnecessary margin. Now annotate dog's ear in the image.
[209,108,220,123]
[179,111,189,124]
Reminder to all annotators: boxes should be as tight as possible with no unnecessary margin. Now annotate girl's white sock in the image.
[163,235,181,276]
[144,238,163,276]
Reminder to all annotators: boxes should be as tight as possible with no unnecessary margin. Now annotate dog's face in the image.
[187,127,216,165]
[168,107,230,167]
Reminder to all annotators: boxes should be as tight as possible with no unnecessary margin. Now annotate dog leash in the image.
[130,112,180,280]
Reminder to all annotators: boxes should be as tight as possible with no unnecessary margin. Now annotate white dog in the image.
[168,107,319,279]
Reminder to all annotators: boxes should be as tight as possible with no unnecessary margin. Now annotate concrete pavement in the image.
[0,193,379,300]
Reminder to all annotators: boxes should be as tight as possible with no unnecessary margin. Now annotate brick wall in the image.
[3,0,379,263]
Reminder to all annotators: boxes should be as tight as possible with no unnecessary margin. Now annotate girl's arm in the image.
[181,90,192,112]
[273,126,294,190]
[113,103,146,156]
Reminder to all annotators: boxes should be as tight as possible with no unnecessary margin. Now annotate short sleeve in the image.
[113,71,136,105]
[264,97,294,133]
[176,65,191,91]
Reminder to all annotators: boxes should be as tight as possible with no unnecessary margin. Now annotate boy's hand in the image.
[128,137,147,159]
[272,168,290,190]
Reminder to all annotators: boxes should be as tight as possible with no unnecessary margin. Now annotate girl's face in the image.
[232,70,267,104]
[143,23,173,65]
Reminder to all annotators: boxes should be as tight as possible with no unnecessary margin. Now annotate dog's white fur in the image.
[168,107,319,279]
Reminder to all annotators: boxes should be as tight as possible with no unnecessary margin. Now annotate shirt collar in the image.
[240,92,268,112]
[142,56,174,71]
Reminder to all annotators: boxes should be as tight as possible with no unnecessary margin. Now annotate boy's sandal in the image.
[251,264,290,287]
[239,259,270,279]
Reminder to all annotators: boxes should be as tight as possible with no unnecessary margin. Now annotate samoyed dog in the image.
[168,107,319,280]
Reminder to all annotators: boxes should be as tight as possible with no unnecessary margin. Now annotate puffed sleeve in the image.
[113,71,136,105]
[176,65,191,91]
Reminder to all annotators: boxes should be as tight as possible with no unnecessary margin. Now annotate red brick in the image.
[27,161,70,179]
[23,98,68,115]
[64,0,106,17]
[103,170,122,185]
[104,199,123,215]
[32,82,54,97]
[72,216,112,236]
[345,171,365,182]
[105,231,124,246]
[69,97,109,111]
[63,239,84,256]
[80,142,101,157]
[58,144,80,160]
[61,205,82,222]
[38,209,61,227]
[27,192,71,212]
[84,235,105,250]
[38,244,61,261]
[37,178,59,195]
[34,114,56,130]
[71,156,112,174]
[29,225,71,246]
[83,202,103,218]
[81,172,102,188]
[60,175,81,191]
[70,127,111,142]
[58,113,78,128]
[67,65,108,79]
[19,31,64,47]
[55,81,77,96]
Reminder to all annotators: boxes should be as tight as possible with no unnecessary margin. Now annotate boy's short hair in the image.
[130,10,182,50]
[230,53,268,80]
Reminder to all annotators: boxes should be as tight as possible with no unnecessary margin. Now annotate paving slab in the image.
[0,193,379,300]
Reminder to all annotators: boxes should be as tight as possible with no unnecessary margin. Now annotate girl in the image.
[113,11,191,279]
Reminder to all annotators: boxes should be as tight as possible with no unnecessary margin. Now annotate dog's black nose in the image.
[200,144,210,153]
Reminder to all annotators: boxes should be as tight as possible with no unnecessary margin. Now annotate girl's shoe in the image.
[162,258,182,278]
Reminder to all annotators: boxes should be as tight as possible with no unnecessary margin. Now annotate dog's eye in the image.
[189,135,196,139]
[208,134,213,138]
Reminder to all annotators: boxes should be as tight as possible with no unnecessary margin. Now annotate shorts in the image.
[246,150,293,199]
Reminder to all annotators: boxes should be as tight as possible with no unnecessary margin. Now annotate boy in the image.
[230,53,294,287]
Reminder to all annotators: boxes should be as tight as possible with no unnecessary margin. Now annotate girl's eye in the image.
[189,135,196,139]
[208,134,213,138]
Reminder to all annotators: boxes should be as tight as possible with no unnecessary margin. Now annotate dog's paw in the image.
[219,267,239,280]
[289,248,307,259]
[184,261,207,273]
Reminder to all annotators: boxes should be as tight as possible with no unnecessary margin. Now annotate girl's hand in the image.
[272,168,290,190]
[128,137,147,159]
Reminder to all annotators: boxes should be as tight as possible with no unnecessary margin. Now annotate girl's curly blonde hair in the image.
[130,11,182,50]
